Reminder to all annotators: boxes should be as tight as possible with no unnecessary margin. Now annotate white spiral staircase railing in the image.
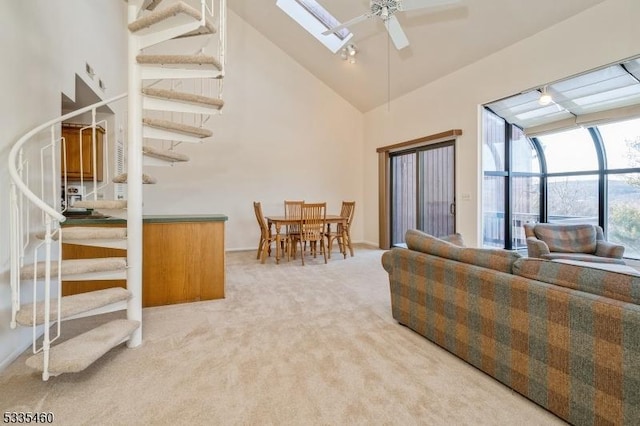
[7,0,226,381]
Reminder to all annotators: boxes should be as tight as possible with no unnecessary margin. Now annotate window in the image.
[276,0,353,53]
[482,111,506,172]
[511,128,540,173]
[599,118,640,258]
[482,110,507,248]
[537,129,599,173]
[546,176,599,225]
[482,104,640,258]
[599,118,640,169]
[483,56,640,258]
[608,173,640,259]
[483,175,505,248]
[512,175,540,248]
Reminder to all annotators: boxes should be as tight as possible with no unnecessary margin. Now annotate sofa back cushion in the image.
[437,233,465,247]
[513,258,640,305]
[405,229,521,273]
[533,224,597,253]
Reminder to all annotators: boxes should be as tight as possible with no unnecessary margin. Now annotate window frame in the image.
[483,108,640,259]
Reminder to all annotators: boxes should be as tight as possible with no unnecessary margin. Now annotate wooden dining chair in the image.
[253,201,288,263]
[326,201,355,259]
[297,202,327,265]
[284,200,304,258]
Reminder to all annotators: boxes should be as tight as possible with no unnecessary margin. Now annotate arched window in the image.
[482,56,640,259]
[535,128,600,226]
[482,111,640,259]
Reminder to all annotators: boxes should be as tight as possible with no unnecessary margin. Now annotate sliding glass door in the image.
[390,142,455,245]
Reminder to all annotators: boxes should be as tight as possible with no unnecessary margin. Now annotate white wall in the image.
[141,10,365,250]
[0,0,127,371]
[0,1,362,373]
[362,0,640,247]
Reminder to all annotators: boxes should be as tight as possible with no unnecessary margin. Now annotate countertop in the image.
[62,214,228,225]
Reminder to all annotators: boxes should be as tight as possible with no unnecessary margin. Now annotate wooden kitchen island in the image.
[62,214,227,307]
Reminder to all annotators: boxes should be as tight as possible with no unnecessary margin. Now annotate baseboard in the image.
[226,241,381,252]
[226,246,256,253]
[357,240,381,249]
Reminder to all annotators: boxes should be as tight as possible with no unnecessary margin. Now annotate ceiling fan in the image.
[322,0,461,50]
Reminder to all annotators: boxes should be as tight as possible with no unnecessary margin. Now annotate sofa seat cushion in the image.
[513,258,640,304]
[405,229,521,273]
[541,252,626,264]
[533,224,597,253]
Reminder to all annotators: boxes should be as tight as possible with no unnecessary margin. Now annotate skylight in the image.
[276,0,353,53]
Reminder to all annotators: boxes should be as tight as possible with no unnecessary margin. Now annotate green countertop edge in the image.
[62,214,228,225]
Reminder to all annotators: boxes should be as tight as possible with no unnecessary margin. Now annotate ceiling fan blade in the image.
[400,0,461,12]
[385,15,409,50]
[322,13,372,36]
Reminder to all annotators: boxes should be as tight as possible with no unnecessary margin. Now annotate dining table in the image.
[265,214,348,264]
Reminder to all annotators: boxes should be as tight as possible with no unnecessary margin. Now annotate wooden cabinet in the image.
[61,123,104,181]
[142,220,225,306]
[61,216,226,307]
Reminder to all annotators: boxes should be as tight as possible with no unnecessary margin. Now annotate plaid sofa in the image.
[382,230,640,425]
[524,223,625,264]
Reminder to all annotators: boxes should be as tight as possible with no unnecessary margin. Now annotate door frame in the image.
[376,129,462,249]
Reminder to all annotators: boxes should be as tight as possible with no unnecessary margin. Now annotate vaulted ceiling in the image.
[230,0,606,112]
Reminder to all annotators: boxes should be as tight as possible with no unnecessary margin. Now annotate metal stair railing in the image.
[7,0,228,380]
[8,93,127,380]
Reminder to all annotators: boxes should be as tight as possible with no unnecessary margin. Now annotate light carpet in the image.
[0,246,565,425]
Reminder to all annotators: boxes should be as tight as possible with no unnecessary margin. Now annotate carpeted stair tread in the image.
[142,145,190,162]
[142,87,224,109]
[16,288,131,326]
[136,54,221,70]
[143,118,212,138]
[61,227,127,240]
[112,173,158,184]
[21,257,127,279]
[73,200,127,210]
[129,1,216,35]
[25,319,140,374]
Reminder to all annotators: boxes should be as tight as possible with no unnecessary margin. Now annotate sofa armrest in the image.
[595,240,625,259]
[381,251,393,273]
[526,237,550,258]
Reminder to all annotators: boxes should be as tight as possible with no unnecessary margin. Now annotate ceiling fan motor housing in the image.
[371,0,400,20]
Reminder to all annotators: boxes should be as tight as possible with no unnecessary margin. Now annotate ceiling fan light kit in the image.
[340,44,358,63]
[322,0,461,51]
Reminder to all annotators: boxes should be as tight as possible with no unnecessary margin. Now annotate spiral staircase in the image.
[7,0,225,381]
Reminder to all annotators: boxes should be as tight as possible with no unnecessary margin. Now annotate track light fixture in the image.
[340,44,358,64]
[538,86,553,106]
